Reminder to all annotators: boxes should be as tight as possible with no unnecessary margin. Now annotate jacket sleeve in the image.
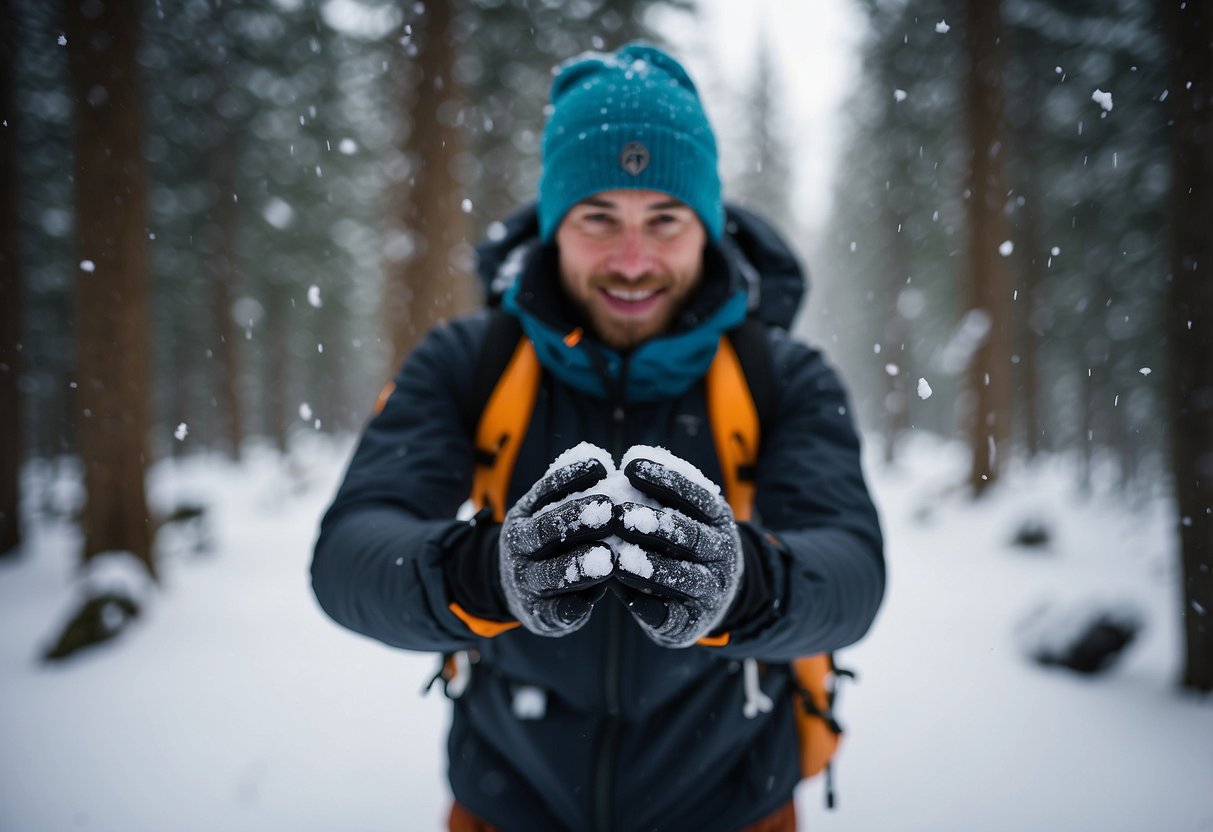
[714,331,886,661]
[310,314,490,653]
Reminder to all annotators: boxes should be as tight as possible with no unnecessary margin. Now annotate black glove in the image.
[611,455,744,648]
[499,456,615,636]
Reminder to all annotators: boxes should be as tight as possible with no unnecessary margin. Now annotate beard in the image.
[569,271,693,351]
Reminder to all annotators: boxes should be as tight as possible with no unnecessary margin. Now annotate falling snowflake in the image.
[917,378,933,400]
[307,285,322,308]
[893,89,908,103]
[299,402,313,420]
[935,20,950,33]
[79,260,96,273]
[999,240,1015,257]
[1139,368,1152,376]
[1091,89,1114,112]
[174,423,188,441]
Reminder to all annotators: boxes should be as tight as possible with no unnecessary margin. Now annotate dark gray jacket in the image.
[311,209,884,832]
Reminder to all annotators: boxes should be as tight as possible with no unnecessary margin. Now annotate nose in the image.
[606,229,654,280]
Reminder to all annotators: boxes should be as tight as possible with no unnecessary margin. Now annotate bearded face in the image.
[555,190,706,351]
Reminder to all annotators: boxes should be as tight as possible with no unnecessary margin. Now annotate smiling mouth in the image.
[604,287,661,302]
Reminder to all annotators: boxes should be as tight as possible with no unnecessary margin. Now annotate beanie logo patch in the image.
[620,141,649,176]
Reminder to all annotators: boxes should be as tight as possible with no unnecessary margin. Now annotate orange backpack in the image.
[462,314,852,807]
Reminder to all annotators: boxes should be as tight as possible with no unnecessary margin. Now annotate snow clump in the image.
[533,442,719,581]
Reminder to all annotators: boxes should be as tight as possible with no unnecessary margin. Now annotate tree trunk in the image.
[264,279,290,454]
[1162,0,1213,693]
[963,0,1015,496]
[1013,60,1046,461]
[0,0,23,557]
[381,1,478,375]
[67,0,154,577]
[880,161,913,465]
[206,89,243,460]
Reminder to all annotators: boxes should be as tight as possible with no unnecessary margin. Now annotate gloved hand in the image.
[611,452,744,648]
[499,454,616,637]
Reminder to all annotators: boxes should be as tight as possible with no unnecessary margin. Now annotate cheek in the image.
[669,246,705,287]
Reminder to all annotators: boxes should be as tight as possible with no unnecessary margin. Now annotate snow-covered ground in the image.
[1,432,1210,832]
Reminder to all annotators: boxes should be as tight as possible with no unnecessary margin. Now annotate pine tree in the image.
[963,0,1015,495]
[67,0,154,576]
[1162,0,1213,693]
[0,0,23,557]
[730,32,794,236]
[380,0,479,374]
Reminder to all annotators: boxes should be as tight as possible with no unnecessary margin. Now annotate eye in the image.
[648,213,685,237]
[578,211,619,235]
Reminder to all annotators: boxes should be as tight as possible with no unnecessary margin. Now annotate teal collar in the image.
[502,282,748,403]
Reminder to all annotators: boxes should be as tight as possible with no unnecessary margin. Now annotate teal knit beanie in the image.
[537,43,724,242]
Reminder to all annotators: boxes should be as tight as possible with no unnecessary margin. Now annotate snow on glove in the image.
[611,447,744,649]
[500,448,616,637]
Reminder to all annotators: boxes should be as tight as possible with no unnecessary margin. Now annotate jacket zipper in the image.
[594,399,628,832]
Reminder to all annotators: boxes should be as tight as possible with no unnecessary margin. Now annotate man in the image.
[312,43,884,832]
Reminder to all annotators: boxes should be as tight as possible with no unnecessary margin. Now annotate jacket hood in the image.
[474,202,808,330]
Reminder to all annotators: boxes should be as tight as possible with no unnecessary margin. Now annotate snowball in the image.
[620,444,719,497]
[917,378,933,400]
[545,441,614,478]
[1091,89,1114,112]
[535,444,657,527]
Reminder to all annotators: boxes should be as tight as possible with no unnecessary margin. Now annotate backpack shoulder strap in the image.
[728,316,776,429]
[469,311,540,522]
[708,317,772,522]
[472,309,525,419]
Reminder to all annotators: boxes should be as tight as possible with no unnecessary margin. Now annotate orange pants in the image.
[449,798,797,831]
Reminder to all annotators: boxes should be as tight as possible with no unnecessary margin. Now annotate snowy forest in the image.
[1,0,1211,830]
